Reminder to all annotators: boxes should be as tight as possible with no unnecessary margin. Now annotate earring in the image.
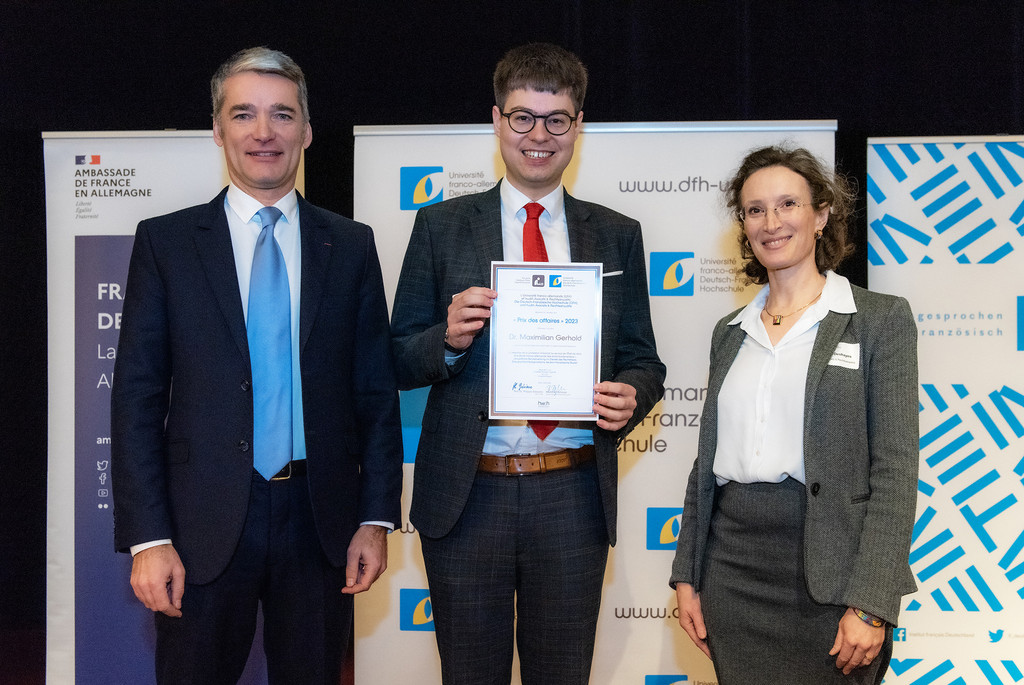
[815,230,823,240]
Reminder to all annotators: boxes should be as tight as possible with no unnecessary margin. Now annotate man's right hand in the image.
[445,286,497,350]
[130,543,185,617]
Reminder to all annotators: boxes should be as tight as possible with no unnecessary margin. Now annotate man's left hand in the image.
[342,524,389,594]
[593,381,638,431]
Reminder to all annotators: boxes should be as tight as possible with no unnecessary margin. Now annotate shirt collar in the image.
[499,179,565,222]
[729,270,856,328]
[225,183,299,226]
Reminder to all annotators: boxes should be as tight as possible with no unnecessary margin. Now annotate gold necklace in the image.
[763,287,824,326]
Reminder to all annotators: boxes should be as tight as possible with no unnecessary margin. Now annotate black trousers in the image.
[420,461,609,685]
[154,472,350,685]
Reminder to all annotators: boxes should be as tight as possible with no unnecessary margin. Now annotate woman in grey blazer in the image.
[670,146,918,684]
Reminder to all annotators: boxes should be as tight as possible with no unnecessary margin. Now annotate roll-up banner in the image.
[353,121,836,683]
[42,131,285,684]
[868,136,1024,684]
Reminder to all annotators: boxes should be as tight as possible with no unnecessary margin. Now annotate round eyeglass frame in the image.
[738,200,815,223]
[501,110,578,136]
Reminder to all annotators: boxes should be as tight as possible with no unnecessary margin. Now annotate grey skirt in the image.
[700,478,891,685]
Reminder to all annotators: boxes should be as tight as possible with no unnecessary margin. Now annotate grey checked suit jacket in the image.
[670,284,918,624]
[391,183,666,544]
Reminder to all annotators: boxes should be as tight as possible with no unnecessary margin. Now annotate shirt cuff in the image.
[130,539,172,556]
[360,521,395,531]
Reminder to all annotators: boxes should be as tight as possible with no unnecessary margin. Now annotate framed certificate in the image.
[488,262,602,420]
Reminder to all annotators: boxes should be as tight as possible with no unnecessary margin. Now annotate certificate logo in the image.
[646,507,683,550]
[650,252,695,296]
[549,275,562,287]
[645,676,688,684]
[399,588,435,631]
[532,275,545,287]
[75,155,101,165]
[400,166,444,210]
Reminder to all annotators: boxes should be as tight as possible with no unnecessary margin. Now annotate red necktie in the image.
[523,202,549,262]
[522,202,557,440]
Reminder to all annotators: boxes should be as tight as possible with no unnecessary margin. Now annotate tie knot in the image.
[256,206,283,229]
[524,203,545,220]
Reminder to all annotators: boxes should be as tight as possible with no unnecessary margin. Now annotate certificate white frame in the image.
[488,261,602,420]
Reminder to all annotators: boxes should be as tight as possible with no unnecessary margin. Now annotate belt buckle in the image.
[271,462,292,481]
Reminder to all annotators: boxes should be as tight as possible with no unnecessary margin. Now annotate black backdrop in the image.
[2,2,1022,681]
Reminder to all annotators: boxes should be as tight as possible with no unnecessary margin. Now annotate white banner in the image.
[354,120,835,683]
[43,131,245,683]
[868,136,1024,684]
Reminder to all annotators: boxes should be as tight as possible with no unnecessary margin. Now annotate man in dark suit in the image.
[391,43,665,684]
[111,47,402,684]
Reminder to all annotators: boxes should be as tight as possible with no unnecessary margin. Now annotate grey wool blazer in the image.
[671,284,919,625]
[390,182,666,545]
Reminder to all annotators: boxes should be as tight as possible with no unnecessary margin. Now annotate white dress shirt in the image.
[713,271,856,486]
[478,181,594,455]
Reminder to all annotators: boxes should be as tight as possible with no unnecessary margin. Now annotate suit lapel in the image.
[193,189,250,361]
[298,193,330,351]
[471,184,505,277]
[564,192,597,263]
[803,310,851,429]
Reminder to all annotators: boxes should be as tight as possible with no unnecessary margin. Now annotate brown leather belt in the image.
[478,445,595,476]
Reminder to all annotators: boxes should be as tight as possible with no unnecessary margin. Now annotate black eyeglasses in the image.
[501,109,578,136]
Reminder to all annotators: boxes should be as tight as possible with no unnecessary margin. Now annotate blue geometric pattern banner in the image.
[868,141,1024,265]
[869,136,1024,684]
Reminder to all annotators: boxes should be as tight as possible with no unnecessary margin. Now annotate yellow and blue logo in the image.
[399,588,435,631]
[646,507,684,550]
[549,275,562,288]
[645,676,688,684]
[650,252,695,296]
[400,166,444,210]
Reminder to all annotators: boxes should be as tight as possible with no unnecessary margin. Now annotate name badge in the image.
[829,342,860,369]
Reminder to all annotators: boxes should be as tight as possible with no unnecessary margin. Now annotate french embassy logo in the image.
[650,252,695,296]
[646,507,683,550]
[400,166,444,210]
[399,588,435,631]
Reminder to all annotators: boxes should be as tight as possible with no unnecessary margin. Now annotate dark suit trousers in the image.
[420,461,608,685]
[153,471,350,685]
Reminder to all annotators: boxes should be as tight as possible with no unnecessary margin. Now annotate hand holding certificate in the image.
[489,262,602,420]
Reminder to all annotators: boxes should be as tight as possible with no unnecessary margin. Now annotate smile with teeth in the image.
[249,151,281,157]
[762,236,790,248]
[523,150,553,159]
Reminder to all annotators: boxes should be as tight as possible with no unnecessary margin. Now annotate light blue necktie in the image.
[247,206,292,480]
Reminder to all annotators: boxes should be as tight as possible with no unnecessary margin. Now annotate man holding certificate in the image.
[391,42,665,685]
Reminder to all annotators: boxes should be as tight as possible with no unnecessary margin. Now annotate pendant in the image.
[771,314,783,325]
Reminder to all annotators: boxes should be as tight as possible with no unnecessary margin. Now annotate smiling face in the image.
[492,88,581,198]
[740,165,830,280]
[212,71,312,205]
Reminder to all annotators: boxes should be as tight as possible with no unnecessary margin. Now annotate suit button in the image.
[810,483,820,496]
[241,380,251,391]
[427,372,441,381]
[238,440,250,452]
[477,411,487,422]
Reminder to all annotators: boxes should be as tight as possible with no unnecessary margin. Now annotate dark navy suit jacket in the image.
[112,188,403,584]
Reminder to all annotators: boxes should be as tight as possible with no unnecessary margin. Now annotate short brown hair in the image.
[493,43,587,113]
[726,146,856,285]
